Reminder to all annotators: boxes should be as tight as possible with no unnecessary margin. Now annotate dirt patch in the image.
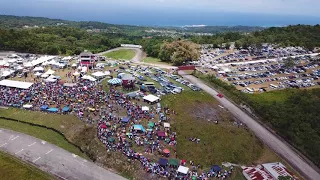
[189,102,228,122]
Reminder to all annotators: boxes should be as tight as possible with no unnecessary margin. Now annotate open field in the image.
[143,57,172,65]
[162,90,269,167]
[0,150,54,180]
[104,49,136,60]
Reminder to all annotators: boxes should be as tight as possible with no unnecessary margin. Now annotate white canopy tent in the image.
[0,80,33,89]
[177,166,189,174]
[82,75,97,82]
[92,71,106,77]
[73,71,80,76]
[104,71,111,76]
[34,72,43,76]
[33,66,44,72]
[142,106,149,111]
[71,63,77,67]
[143,94,160,103]
[23,104,33,109]
[164,122,170,128]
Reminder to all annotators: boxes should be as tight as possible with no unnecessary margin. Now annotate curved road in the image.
[178,72,320,180]
[97,47,320,179]
[0,128,125,180]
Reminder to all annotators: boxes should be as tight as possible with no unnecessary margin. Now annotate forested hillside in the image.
[191,25,320,50]
[0,27,141,55]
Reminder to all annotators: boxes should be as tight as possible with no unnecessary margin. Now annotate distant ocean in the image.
[1,2,319,27]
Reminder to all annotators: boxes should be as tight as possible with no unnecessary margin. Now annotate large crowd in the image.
[0,78,234,179]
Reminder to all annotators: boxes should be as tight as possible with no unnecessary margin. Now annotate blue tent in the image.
[121,117,130,123]
[62,106,70,112]
[133,124,146,132]
[40,105,49,111]
[158,158,168,167]
[47,108,59,113]
[211,165,222,172]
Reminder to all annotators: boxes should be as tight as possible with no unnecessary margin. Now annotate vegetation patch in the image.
[104,49,136,60]
[162,90,264,167]
[0,151,54,180]
[198,73,320,168]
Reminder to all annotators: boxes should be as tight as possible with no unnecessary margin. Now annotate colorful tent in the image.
[133,124,146,132]
[47,108,59,113]
[108,78,122,85]
[62,106,70,112]
[148,121,155,128]
[121,117,130,123]
[163,149,170,154]
[211,165,222,172]
[158,158,168,167]
[169,158,179,166]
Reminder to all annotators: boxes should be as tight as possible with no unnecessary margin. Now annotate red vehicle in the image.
[217,93,224,98]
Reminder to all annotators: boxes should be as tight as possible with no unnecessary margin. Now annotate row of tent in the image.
[40,105,70,113]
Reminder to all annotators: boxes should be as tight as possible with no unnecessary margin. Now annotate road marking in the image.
[41,140,46,145]
[28,142,36,147]
[45,149,53,154]
[33,157,41,163]
[72,153,78,158]
[15,149,24,154]
[0,143,7,147]
[11,136,19,141]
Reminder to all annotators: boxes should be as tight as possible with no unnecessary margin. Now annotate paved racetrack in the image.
[0,128,126,180]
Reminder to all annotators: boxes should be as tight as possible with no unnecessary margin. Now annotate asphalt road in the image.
[0,128,126,180]
[178,72,320,180]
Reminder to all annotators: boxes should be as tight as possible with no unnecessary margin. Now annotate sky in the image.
[1,0,320,26]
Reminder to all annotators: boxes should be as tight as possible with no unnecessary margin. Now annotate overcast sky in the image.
[1,0,319,26]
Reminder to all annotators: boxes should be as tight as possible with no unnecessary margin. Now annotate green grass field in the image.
[0,151,54,180]
[104,49,136,60]
[161,90,265,167]
[143,57,170,65]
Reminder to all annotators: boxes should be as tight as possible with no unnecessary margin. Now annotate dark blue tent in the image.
[121,117,130,123]
[47,108,59,113]
[158,158,168,167]
[40,105,49,111]
[62,106,70,112]
[211,165,222,172]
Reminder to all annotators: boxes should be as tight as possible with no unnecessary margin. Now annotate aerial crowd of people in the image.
[0,77,234,179]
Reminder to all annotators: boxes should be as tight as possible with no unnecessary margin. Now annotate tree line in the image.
[190,25,320,50]
[0,27,141,55]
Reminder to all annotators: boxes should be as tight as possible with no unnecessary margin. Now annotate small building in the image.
[80,51,96,68]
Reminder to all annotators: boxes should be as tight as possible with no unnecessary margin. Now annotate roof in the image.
[143,94,160,103]
[262,162,296,179]
[177,166,189,174]
[158,158,168,166]
[80,52,93,56]
[242,165,274,180]
[0,80,33,89]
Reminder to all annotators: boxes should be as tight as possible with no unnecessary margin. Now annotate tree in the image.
[278,176,293,180]
[283,57,295,69]
[159,40,200,65]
